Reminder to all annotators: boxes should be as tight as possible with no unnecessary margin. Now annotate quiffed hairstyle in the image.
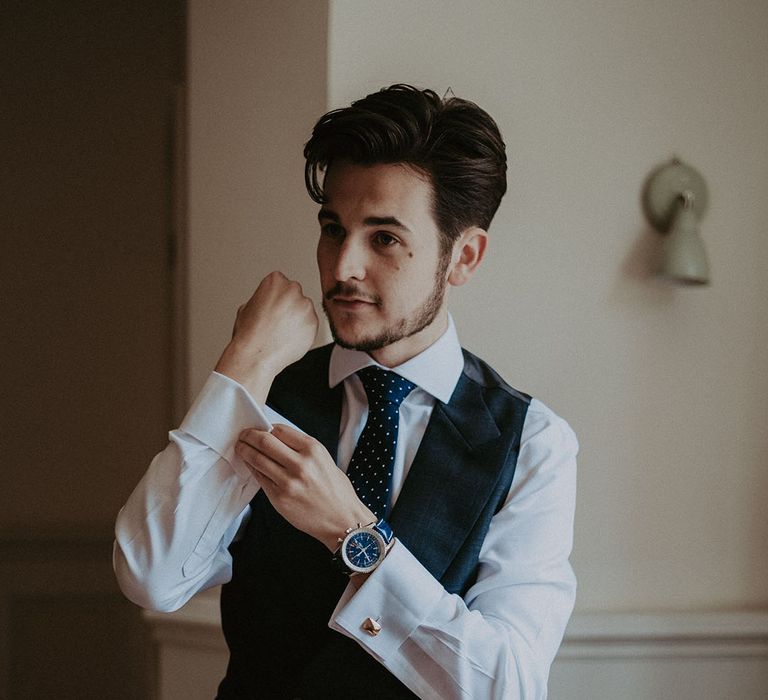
[304,84,507,252]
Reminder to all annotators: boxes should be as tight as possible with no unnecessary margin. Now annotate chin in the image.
[325,315,378,350]
[329,326,382,352]
[331,314,431,354]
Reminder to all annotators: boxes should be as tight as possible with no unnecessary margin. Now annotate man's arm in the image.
[113,272,320,611]
[113,372,267,611]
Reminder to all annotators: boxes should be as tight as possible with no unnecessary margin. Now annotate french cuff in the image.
[179,371,273,478]
[329,539,444,660]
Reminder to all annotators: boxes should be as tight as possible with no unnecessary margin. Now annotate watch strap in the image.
[372,518,394,546]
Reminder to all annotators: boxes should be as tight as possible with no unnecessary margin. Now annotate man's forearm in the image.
[113,372,268,611]
[215,339,278,405]
[330,538,575,700]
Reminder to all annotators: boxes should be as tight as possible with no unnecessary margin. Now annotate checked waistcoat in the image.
[216,344,530,699]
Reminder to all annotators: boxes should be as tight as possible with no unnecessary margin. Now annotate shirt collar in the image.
[328,315,464,404]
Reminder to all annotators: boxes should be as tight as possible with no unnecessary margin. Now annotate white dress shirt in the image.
[113,317,578,699]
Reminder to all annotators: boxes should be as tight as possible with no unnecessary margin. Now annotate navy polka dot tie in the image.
[346,367,416,519]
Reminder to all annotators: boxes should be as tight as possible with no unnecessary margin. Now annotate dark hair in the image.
[304,84,507,252]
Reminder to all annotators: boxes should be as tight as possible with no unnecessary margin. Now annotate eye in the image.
[373,231,399,247]
[320,222,344,241]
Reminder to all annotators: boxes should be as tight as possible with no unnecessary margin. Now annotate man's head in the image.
[304,85,507,366]
[304,84,507,256]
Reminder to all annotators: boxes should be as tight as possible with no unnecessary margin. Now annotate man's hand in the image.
[215,272,318,403]
[235,424,376,551]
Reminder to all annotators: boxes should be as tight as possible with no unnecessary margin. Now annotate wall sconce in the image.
[643,158,710,285]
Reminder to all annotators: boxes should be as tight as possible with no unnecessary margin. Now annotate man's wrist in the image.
[214,341,280,405]
[321,504,378,552]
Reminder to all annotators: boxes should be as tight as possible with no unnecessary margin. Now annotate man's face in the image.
[317,161,452,366]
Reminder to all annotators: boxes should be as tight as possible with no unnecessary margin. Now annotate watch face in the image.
[342,529,384,573]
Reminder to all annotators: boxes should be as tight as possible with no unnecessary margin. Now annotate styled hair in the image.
[304,84,507,251]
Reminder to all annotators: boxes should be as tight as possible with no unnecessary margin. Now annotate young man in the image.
[114,85,577,699]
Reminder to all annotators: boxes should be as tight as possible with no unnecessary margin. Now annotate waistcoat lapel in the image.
[389,370,516,582]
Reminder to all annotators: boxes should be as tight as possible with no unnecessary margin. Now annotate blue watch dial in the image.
[335,520,393,575]
[345,531,382,569]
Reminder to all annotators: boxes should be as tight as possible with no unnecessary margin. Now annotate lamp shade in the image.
[643,159,712,286]
[660,196,710,285]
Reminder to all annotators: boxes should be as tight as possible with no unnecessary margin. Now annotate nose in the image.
[333,237,367,282]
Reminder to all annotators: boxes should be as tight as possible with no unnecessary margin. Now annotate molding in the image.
[145,595,768,661]
[560,610,768,660]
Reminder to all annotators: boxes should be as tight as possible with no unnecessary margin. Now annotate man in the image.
[114,84,577,699]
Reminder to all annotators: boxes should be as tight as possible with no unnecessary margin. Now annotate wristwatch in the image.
[333,519,394,576]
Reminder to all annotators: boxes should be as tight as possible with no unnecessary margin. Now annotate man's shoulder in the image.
[459,347,532,406]
[460,350,577,450]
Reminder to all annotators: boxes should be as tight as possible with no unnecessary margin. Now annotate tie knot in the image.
[358,366,415,407]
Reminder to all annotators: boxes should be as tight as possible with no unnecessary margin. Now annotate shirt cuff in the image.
[179,372,273,478]
[329,540,443,661]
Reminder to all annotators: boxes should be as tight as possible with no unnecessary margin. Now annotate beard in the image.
[322,255,450,353]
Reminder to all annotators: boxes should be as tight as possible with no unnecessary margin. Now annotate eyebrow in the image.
[318,208,411,232]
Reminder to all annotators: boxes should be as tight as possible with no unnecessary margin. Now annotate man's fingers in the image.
[238,428,300,469]
[269,423,316,452]
[236,438,286,485]
[270,424,332,466]
[251,465,278,491]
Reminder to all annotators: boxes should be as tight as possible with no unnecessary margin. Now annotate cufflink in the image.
[362,616,382,636]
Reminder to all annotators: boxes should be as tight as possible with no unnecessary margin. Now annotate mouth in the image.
[324,284,382,310]
[328,296,378,311]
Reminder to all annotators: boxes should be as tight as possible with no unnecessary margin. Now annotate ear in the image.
[447,227,488,287]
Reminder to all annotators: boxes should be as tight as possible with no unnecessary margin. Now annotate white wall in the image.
[327,0,768,613]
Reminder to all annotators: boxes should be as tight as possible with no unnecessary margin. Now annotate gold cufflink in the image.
[362,616,382,636]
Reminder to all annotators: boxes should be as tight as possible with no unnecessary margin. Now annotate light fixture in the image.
[643,158,711,285]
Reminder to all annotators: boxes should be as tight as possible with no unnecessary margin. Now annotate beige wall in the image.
[187,0,329,397]
[187,1,768,615]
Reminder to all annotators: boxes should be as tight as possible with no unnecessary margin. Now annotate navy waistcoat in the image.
[216,345,530,699]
